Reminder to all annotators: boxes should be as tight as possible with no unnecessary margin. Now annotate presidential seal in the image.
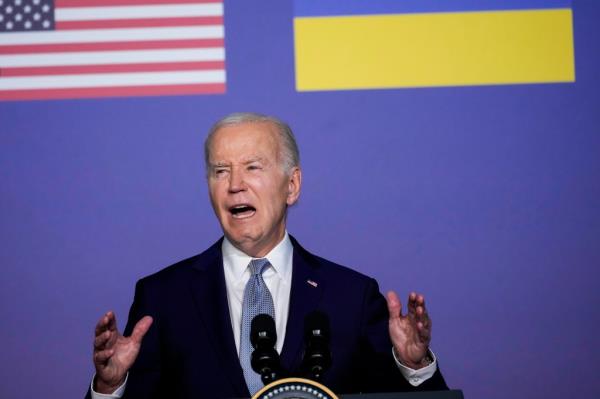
[251,377,339,399]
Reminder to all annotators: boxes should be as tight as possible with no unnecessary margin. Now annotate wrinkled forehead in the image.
[209,121,281,161]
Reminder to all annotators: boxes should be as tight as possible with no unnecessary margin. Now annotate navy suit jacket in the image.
[89,236,447,398]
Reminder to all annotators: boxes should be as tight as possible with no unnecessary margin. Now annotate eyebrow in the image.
[243,157,264,164]
[209,157,265,168]
[210,162,230,168]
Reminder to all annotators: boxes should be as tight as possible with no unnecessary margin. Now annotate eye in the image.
[247,164,261,171]
[214,168,228,177]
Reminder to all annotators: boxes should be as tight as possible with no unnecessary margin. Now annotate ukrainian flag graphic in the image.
[294,0,575,91]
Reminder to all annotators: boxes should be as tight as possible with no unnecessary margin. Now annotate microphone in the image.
[250,314,282,385]
[301,311,332,381]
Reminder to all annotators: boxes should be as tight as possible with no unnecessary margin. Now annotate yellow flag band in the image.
[294,9,575,91]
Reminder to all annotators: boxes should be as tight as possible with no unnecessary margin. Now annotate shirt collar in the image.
[221,232,293,283]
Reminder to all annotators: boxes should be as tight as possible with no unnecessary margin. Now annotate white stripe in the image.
[0,26,223,45]
[0,48,224,67]
[0,70,225,90]
[56,4,223,21]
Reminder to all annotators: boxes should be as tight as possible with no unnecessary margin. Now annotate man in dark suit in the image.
[89,113,447,398]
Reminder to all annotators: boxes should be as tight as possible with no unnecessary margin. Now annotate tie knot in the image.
[248,258,270,276]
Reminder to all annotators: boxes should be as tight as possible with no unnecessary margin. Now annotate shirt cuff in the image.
[90,373,128,399]
[392,348,438,387]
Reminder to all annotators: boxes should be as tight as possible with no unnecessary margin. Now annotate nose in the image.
[228,167,246,193]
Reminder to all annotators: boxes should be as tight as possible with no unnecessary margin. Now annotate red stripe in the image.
[56,0,221,7]
[56,16,223,30]
[0,83,226,101]
[1,61,225,76]
[0,39,224,54]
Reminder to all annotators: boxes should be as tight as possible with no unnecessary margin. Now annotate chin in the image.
[227,230,261,247]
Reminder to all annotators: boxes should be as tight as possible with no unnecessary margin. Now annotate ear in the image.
[286,167,302,206]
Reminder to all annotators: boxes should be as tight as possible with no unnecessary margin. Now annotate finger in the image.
[417,307,432,337]
[94,330,112,350]
[409,293,426,313]
[407,292,419,316]
[95,311,114,336]
[107,311,118,332]
[417,321,431,342]
[94,348,114,364]
[416,294,425,307]
[386,291,403,320]
[415,305,429,323]
[130,316,153,344]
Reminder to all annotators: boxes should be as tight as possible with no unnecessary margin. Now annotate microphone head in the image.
[250,314,283,384]
[250,313,277,349]
[302,311,332,380]
[304,311,330,343]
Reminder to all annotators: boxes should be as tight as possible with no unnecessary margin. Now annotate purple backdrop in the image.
[1,1,599,398]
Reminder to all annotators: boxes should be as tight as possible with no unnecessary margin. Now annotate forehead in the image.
[209,122,280,161]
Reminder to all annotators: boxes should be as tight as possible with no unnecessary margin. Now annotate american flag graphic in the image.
[0,0,225,101]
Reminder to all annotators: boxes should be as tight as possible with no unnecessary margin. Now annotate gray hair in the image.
[204,112,300,174]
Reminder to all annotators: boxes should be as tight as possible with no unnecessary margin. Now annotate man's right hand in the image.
[93,311,153,394]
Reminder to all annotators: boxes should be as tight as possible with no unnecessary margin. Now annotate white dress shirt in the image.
[91,232,436,397]
[222,231,293,354]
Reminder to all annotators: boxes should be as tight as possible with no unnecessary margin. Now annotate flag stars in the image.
[1,0,55,32]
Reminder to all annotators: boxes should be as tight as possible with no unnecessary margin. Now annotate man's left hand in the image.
[386,291,432,369]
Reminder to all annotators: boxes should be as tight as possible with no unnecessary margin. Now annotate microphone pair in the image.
[249,311,332,384]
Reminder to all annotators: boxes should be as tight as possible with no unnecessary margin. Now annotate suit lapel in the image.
[280,237,324,372]
[188,240,249,397]
[186,236,325,393]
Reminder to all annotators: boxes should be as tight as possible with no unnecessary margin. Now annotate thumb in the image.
[386,291,403,320]
[130,316,153,344]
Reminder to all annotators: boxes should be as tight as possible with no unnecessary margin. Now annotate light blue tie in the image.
[239,258,275,396]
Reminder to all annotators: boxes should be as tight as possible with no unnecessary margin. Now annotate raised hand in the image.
[386,291,432,369]
[93,311,153,394]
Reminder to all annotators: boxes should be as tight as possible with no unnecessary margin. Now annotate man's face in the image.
[207,122,301,257]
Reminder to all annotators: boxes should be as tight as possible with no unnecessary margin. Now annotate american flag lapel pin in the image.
[307,279,318,288]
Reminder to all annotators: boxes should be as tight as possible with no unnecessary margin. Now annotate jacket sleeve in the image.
[120,279,164,399]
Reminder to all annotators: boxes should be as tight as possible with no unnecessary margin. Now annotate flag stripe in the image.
[0,70,225,90]
[295,9,574,90]
[0,26,223,45]
[0,48,224,67]
[55,16,223,30]
[1,61,225,77]
[0,83,226,101]
[0,39,224,55]
[55,4,223,21]
[56,0,221,7]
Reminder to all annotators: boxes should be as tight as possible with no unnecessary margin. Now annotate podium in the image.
[341,391,463,399]
[241,377,463,399]
[234,392,463,399]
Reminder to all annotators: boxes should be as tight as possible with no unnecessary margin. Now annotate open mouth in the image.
[229,204,256,219]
